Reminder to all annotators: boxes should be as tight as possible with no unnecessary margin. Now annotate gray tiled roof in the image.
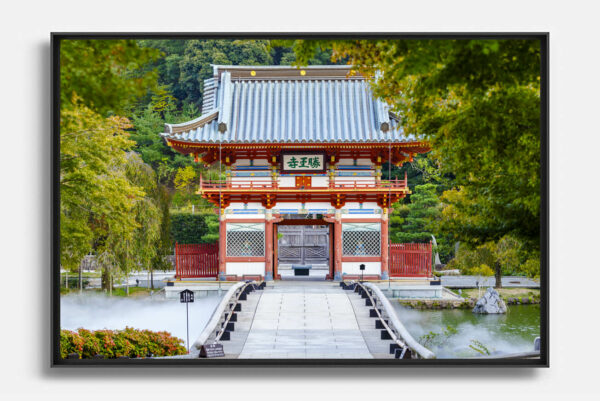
[162,66,413,144]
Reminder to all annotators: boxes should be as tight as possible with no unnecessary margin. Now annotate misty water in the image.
[391,303,540,358]
[61,294,223,343]
[61,291,539,359]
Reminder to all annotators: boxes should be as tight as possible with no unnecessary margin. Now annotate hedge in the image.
[60,328,187,359]
[170,212,209,244]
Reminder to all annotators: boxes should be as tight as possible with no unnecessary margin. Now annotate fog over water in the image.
[60,292,539,359]
[61,294,223,342]
[392,303,540,358]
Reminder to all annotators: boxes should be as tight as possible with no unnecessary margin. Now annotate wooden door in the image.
[295,176,312,188]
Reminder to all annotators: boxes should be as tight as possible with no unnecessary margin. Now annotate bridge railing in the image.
[356,281,435,359]
[193,280,263,350]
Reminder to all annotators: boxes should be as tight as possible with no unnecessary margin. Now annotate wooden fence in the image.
[389,242,432,277]
[175,243,219,278]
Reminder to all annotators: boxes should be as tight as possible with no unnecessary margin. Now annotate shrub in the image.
[170,212,209,244]
[60,328,187,359]
[446,235,539,278]
[522,257,540,278]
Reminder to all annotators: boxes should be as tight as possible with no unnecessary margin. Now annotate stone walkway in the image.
[238,283,373,359]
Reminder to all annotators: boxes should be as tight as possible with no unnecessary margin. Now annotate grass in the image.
[460,288,540,299]
[60,286,156,297]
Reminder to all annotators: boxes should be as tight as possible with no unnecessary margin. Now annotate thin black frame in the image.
[52,32,549,367]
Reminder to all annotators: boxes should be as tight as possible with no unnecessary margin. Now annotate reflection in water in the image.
[391,303,540,358]
[61,294,222,342]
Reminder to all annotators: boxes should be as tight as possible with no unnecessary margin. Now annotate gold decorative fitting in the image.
[250,70,256,76]
[300,70,306,76]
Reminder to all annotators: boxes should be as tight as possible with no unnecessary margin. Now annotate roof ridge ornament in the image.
[217,71,233,133]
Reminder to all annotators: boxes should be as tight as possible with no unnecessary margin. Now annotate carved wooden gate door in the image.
[277,225,329,266]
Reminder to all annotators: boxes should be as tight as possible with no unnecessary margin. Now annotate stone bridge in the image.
[189,281,434,360]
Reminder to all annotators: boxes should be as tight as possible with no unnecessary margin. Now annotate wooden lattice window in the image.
[226,223,265,257]
[342,222,381,256]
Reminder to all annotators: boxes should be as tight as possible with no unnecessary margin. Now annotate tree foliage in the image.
[392,183,440,243]
[286,39,541,249]
[60,40,166,289]
[61,40,160,116]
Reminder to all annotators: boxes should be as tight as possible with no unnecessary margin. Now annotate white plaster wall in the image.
[225,214,265,220]
[278,176,296,187]
[342,262,381,275]
[224,202,266,220]
[231,176,271,182]
[226,202,264,210]
[338,158,373,166]
[226,262,265,276]
[274,201,332,211]
[335,176,375,181]
[311,176,328,187]
[344,202,380,209]
[341,214,381,220]
[234,159,269,166]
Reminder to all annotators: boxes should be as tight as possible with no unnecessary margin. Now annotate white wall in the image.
[226,262,265,276]
[274,201,332,210]
[234,158,269,166]
[342,261,381,275]
[337,158,373,166]
[5,3,595,400]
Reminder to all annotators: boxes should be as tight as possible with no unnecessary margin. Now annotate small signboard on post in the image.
[180,289,194,303]
[180,289,194,353]
[200,343,225,358]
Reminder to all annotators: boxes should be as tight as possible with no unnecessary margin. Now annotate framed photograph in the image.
[53,33,548,366]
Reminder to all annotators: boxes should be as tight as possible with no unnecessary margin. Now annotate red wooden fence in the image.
[389,242,432,277]
[175,243,219,278]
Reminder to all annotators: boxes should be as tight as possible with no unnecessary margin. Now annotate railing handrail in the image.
[193,281,249,349]
[359,281,435,359]
[213,282,259,343]
[200,178,408,190]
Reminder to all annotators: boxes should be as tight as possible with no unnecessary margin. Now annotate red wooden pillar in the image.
[218,216,226,280]
[381,209,389,280]
[175,242,179,278]
[334,214,342,281]
[264,217,274,281]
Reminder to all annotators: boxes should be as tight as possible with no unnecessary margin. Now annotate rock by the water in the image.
[472,287,507,314]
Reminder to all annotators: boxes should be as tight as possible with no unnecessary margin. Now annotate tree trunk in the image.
[494,261,502,289]
[101,269,109,291]
[150,269,154,290]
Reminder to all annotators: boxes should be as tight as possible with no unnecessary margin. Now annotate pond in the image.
[60,294,223,344]
[391,303,540,358]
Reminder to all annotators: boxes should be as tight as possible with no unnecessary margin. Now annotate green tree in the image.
[174,165,197,200]
[61,40,160,116]
[60,102,141,274]
[201,214,220,243]
[447,235,525,287]
[286,39,541,249]
[393,183,440,243]
[60,39,162,289]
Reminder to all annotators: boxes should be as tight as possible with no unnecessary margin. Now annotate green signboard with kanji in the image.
[280,153,326,173]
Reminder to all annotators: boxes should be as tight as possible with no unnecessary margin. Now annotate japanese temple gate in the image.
[163,65,431,281]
